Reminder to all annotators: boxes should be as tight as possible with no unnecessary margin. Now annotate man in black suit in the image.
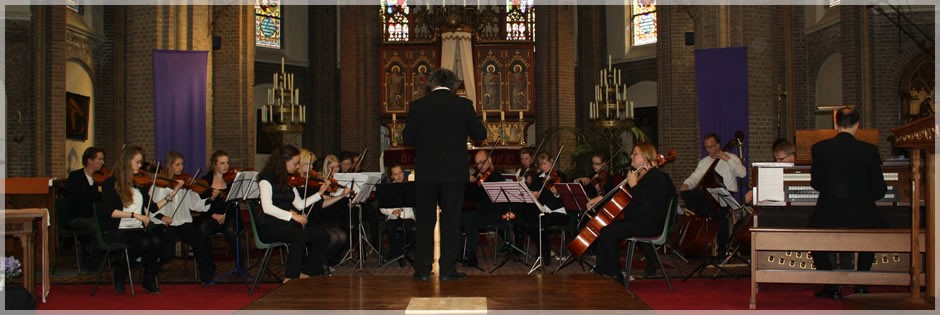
[403,68,487,281]
[810,107,887,299]
[65,147,106,268]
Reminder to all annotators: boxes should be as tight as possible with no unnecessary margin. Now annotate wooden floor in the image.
[242,274,651,310]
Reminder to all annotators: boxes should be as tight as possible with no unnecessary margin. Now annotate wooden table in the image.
[3,208,50,303]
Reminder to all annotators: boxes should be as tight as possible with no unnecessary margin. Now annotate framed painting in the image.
[66,92,90,140]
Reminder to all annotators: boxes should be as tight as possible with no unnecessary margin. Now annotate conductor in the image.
[403,68,487,281]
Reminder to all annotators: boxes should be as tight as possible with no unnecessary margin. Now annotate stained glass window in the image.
[255,0,282,49]
[632,0,656,46]
[66,0,81,14]
[381,0,410,42]
[827,0,841,7]
[506,0,535,41]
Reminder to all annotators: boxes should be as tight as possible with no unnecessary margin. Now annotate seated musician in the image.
[338,151,357,173]
[514,147,537,183]
[461,150,507,267]
[197,150,240,268]
[311,154,352,267]
[257,145,332,281]
[744,139,795,203]
[574,151,615,198]
[678,133,746,255]
[65,146,106,268]
[98,146,174,294]
[589,142,675,283]
[378,164,415,266]
[149,151,215,285]
[296,149,348,273]
[517,152,569,265]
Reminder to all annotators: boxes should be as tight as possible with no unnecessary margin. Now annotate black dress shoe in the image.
[814,287,842,300]
[412,273,430,281]
[112,269,126,294]
[143,278,161,294]
[854,286,869,294]
[440,272,467,281]
[609,273,625,286]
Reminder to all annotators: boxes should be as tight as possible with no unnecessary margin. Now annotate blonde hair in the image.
[634,142,658,166]
[299,149,317,165]
[322,154,339,176]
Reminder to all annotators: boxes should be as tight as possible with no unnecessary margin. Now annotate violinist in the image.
[197,150,239,267]
[378,164,415,266]
[514,147,537,183]
[98,146,172,294]
[149,151,216,285]
[257,145,331,281]
[591,142,675,284]
[65,146,106,269]
[296,149,348,272]
[574,152,615,198]
[517,152,568,266]
[461,150,506,267]
[338,151,356,173]
[313,154,352,267]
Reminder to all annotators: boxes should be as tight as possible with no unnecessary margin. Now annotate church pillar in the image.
[31,5,68,176]
[307,6,340,156]
[211,5,255,167]
[123,6,160,154]
[840,5,872,127]
[534,5,577,168]
[576,6,607,130]
[731,5,777,162]
[338,5,381,167]
[656,6,698,185]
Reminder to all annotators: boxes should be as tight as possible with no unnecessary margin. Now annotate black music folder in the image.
[376,182,416,208]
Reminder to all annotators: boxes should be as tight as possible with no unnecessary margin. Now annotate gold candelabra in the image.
[588,55,634,129]
[261,57,305,133]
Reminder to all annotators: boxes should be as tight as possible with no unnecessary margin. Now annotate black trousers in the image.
[153,222,215,282]
[460,206,502,261]
[384,219,415,258]
[414,182,465,277]
[197,206,241,255]
[258,218,329,278]
[593,220,660,277]
[106,228,163,279]
[513,207,568,259]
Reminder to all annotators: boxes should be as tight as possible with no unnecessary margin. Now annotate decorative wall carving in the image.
[65,29,94,70]
[380,46,439,114]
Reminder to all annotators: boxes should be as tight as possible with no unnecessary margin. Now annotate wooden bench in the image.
[750,228,926,309]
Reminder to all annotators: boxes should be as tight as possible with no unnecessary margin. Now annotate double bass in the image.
[567,150,677,257]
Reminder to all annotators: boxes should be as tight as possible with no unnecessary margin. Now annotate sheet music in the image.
[334,173,381,204]
[706,187,742,210]
[756,167,785,203]
[226,171,259,201]
[480,181,544,210]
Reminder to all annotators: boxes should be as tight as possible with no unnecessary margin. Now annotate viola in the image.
[476,167,494,186]
[93,167,113,184]
[174,172,211,194]
[568,149,677,257]
[288,170,329,189]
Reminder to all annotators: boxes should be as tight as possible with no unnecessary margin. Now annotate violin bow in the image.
[166,169,202,221]
[301,155,314,217]
[482,136,500,173]
[352,147,368,173]
[537,145,566,193]
[144,161,162,220]
[520,136,547,180]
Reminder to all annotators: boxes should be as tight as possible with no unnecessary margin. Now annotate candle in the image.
[392,113,397,122]
[295,89,300,104]
[606,102,610,118]
[261,106,266,123]
[483,112,487,121]
[302,106,306,122]
[589,102,594,119]
[630,101,635,118]
[608,55,612,71]
[616,100,620,118]
[500,111,505,121]
[281,56,285,74]
[291,104,295,122]
[518,111,523,121]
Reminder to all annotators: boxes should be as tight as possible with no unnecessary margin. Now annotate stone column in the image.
[534,5,577,168]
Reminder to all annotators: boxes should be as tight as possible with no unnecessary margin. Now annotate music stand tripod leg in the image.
[209,201,251,289]
[527,213,545,275]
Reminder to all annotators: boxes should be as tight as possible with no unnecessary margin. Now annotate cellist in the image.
[590,142,675,284]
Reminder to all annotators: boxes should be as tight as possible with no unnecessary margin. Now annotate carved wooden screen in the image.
[474,45,535,115]
[380,45,440,114]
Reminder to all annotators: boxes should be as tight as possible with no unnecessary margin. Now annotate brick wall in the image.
[5,18,33,176]
[657,5,698,187]
[535,5,577,169]
[123,6,159,155]
[575,6,607,130]
[211,5,255,168]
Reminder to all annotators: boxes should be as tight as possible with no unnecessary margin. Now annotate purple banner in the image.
[695,47,749,196]
[153,50,207,175]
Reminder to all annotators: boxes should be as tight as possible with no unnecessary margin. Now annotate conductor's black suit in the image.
[403,88,487,278]
[810,131,887,272]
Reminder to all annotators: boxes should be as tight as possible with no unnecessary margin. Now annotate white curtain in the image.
[440,31,477,109]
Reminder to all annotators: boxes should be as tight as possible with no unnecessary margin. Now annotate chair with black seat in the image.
[246,200,288,295]
[90,203,136,297]
[622,193,678,289]
[52,197,84,274]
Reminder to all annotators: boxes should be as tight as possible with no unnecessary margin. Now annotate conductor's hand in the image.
[290,211,308,226]
[211,213,225,225]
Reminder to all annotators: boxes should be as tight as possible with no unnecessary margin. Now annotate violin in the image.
[174,172,211,194]
[476,167,494,186]
[288,170,329,189]
[222,168,239,183]
[133,170,176,188]
[93,167,112,184]
[590,169,609,189]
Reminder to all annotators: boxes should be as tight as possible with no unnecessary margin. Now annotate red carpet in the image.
[37,283,276,310]
[631,277,909,310]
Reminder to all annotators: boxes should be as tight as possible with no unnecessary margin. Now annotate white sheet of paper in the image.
[757,167,785,203]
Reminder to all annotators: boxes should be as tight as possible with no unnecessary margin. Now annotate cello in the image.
[567,149,677,257]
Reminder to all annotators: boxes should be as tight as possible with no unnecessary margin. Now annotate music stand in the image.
[482,181,541,274]
[376,182,416,268]
[209,171,258,288]
[707,187,751,275]
[550,183,592,274]
[682,187,737,280]
[332,172,381,274]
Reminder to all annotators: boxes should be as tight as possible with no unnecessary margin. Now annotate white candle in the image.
[590,102,594,119]
[392,113,397,122]
[280,105,284,122]
[616,100,620,118]
[261,106,266,123]
[483,112,487,121]
[281,56,285,73]
[273,74,278,91]
[518,111,523,120]
[630,101,635,118]
[500,111,505,121]
[606,102,610,118]
[302,106,306,122]
[608,55,612,71]
[291,104,295,122]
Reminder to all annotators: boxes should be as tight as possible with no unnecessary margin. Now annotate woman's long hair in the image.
[634,142,658,168]
[163,151,184,177]
[208,150,229,174]
[321,154,338,177]
[262,145,300,191]
[113,146,144,208]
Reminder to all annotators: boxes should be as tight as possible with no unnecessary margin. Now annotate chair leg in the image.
[251,248,275,296]
[624,241,637,289]
[91,248,112,296]
[74,235,83,274]
[52,236,65,274]
[125,250,135,297]
[653,246,673,290]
